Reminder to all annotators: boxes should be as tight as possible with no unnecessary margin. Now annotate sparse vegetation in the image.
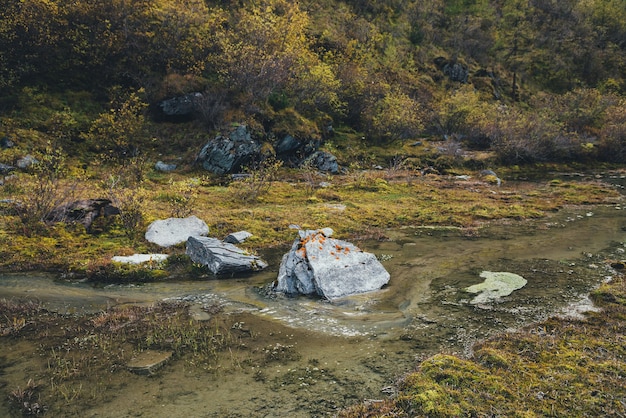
[338,273,626,417]
[1,0,626,416]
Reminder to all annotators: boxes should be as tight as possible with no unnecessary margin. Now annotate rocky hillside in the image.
[0,0,625,168]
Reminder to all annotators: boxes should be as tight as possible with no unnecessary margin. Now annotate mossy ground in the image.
[339,273,626,417]
[0,159,620,278]
[1,111,625,416]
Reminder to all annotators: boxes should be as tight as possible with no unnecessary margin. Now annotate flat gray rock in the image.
[223,231,253,244]
[186,236,268,275]
[126,350,173,376]
[155,161,177,172]
[145,216,209,247]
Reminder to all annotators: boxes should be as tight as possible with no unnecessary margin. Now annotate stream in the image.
[1,181,625,416]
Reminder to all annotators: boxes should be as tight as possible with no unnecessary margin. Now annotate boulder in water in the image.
[275,229,390,300]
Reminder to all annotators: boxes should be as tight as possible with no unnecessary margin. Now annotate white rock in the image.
[111,254,169,264]
[145,216,209,247]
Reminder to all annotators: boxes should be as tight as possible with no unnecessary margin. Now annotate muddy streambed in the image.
[1,203,626,417]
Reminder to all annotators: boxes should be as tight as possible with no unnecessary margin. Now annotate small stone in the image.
[224,231,253,244]
[154,161,177,172]
[0,163,15,175]
[16,155,38,169]
[111,254,169,265]
[127,350,173,375]
[0,136,15,148]
[189,305,212,321]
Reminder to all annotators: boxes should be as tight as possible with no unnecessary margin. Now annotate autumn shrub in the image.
[487,106,575,164]
[366,89,424,142]
[596,98,626,163]
[194,87,228,129]
[435,86,495,149]
[13,143,80,230]
[81,89,148,160]
[290,61,346,116]
[166,179,199,218]
[230,157,283,202]
[211,0,310,105]
[101,161,148,241]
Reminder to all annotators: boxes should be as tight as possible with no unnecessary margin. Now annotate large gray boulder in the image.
[145,216,209,247]
[186,236,268,275]
[196,125,261,175]
[275,229,390,300]
[274,134,321,167]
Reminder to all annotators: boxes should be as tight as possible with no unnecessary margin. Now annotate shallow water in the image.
[1,200,625,416]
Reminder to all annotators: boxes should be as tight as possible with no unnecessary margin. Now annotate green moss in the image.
[340,275,626,417]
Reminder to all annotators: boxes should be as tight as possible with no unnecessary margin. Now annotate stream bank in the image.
[1,200,625,416]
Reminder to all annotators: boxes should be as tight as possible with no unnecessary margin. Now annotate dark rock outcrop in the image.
[302,151,339,174]
[274,229,390,300]
[443,62,469,83]
[196,125,261,175]
[158,93,202,117]
[186,236,268,275]
[274,134,321,167]
[434,57,469,83]
[46,199,120,231]
[0,137,14,148]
